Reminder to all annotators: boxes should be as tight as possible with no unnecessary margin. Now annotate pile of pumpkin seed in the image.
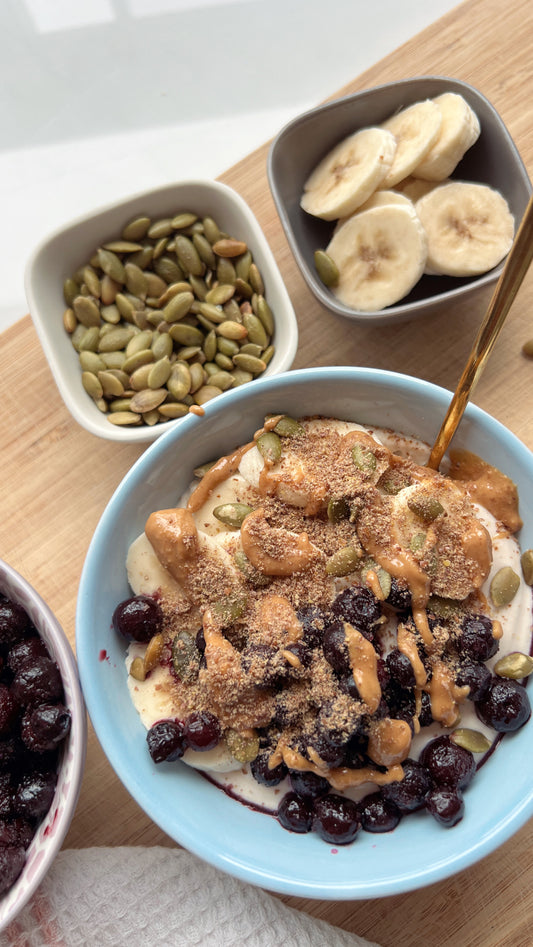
[62,211,276,426]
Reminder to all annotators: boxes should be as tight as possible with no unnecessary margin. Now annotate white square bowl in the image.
[25,180,298,443]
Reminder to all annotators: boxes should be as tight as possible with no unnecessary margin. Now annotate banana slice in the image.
[325,203,427,311]
[300,127,397,221]
[411,92,480,181]
[395,176,449,202]
[379,99,442,188]
[415,181,514,277]
[333,190,414,235]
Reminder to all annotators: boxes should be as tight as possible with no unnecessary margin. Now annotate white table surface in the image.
[1,0,458,334]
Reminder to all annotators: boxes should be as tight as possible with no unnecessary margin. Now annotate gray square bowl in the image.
[267,76,531,326]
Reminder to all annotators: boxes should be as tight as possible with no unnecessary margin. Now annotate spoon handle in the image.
[427,192,533,471]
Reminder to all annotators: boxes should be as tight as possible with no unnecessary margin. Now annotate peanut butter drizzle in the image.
[448,448,523,533]
[344,623,381,713]
[255,594,302,645]
[427,661,469,728]
[187,441,255,513]
[366,717,412,767]
[365,569,385,601]
[460,516,493,588]
[363,532,433,646]
[145,508,199,586]
[240,508,319,576]
[492,619,503,640]
[271,742,404,791]
[397,623,427,687]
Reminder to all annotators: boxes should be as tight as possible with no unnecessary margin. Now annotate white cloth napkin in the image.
[1,847,382,947]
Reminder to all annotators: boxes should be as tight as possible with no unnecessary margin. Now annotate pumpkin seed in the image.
[521,549,533,585]
[213,238,247,258]
[122,216,151,241]
[494,651,533,679]
[100,274,121,304]
[352,443,377,472]
[129,388,167,414]
[97,247,125,283]
[81,371,103,400]
[231,369,253,386]
[158,403,189,419]
[233,549,272,587]
[255,295,274,335]
[257,431,281,465]
[208,370,234,391]
[79,350,106,373]
[327,496,350,523]
[490,566,520,606]
[107,410,142,426]
[314,249,339,287]
[216,257,237,284]
[326,546,360,577]
[169,323,205,347]
[189,362,206,393]
[98,370,125,398]
[243,312,268,348]
[194,384,223,405]
[262,344,275,366]
[451,728,492,754]
[407,495,445,521]
[148,356,172,389]
[121,349,154,375]
[154,256,183,283]
[211,594,247,625]
[172,212,198,229]
[175,235,204,276]
[147,218,173,239]
[202,216,221,244]
[215,352,235,371]
[63,278,80,306]
[144,632,164,673]
[172,631,201,683]
[126,329,153,357]
[124,262,148,298]
[73,295,101,328]
[233,353,266,374]
[78,327,100,352]
[410,532,427,554]
[225,728,259,763]
[151,331,173,360]
[273,415,304,437]
[101,303,120,324]
[213,502,254,528]
[129,656,146,681]
[205,284,235,306]
[217,337,240,357]
[63,307,77,333]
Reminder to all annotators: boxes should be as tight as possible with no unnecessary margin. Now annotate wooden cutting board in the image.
[1,0,532,944]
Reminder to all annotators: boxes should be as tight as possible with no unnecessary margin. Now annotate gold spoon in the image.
[427,192,533,471]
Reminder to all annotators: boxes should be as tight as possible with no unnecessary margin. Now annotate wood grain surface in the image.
[1,0,532,943]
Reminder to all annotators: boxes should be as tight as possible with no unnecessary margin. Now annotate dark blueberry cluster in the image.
[0,595,71,897]
[146,710,221,763]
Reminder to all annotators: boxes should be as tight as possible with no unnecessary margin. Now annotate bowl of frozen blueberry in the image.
[0,560,86,931]
[76,366,533,899]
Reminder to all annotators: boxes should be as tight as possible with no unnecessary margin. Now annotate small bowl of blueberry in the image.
[0,559,86,931]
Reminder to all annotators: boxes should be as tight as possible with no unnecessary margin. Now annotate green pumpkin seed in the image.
[216,257,237,284]
[158,403,189,419]
[79,351,106,373]
[233,549,272,587]
[122,216,151,241]
[243,312,268,348]
[410,532,427,553]
[101,351,126,369]
[490,566,520,606]
[168,323,205,347]
[78,327,100,352]
[171,631,201,683]
[163,291,194,323]
[129,388,167,414]
[107,410,141,426]
[126,329,153,357]
[262,344,275,366]
[239,343,263,358]
[121,349,155,375]
[213,503,254,529]
[494,651,533,679]
[361,558,392,598]
[98,370,125,398]
[154,255,183,284]
[217,337,240,357]
[255,295,274,335]
[97,248,125,283]
[225,728,259,763]
[202,216,221,244]
[233,277,253,299]
[63,277,80,306]
[233,353,266,374]
[327,496,350,523]
[215,352,234,371]
[63,307,77,333]
[314,249,339,287]
[352,443,377,472]
[129,656,146,681]
[192,232,216,268]
[202,329,217,362]
[73,295,101,328]
[257,431,281,465]
[273,415,304,437]
[231,369,253,386]
[81,371,103,400]
[205,284,235,306]
[124,262,148,298]
[451,728,492,754]
[326,546,360,577]
[100,274,121,304]
[197,302,227,324]
[148,356,172,389]
[147,218,173,239]
[521,549,533,585]
[407,495,445,521]
[248,262,264,295]
[151,331,173,360]
[174,234,204,276]
[101,303,120,324]
[211,594,247,626]
[83,265,101,297]
[171,212,198,229]
[208,370,234,391]
[127,246,153,269]
[194,384,223,405]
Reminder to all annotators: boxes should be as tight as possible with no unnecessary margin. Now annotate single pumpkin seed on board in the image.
[493,651,533,679]
[490,566,520,606]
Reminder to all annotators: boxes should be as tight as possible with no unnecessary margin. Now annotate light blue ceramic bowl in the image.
[76,367,533,899]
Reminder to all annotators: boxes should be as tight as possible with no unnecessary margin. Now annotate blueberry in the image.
[184,711,221,752]
[457,614,499,662]
[475,677,531,732]
[330,586,381,637]
[289,770,330,800]
[322,621,351,675]
[112,595,163,643]
[359,791,402,833]
[382,758,432,812]
[21,703,71,753]
[386,648,416,688]
[419,735,475,790]
[250,750,287,787]
[147,719,186,763]
[312,793,361,844]
[277,792,312,834]
[426,787,464,827]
